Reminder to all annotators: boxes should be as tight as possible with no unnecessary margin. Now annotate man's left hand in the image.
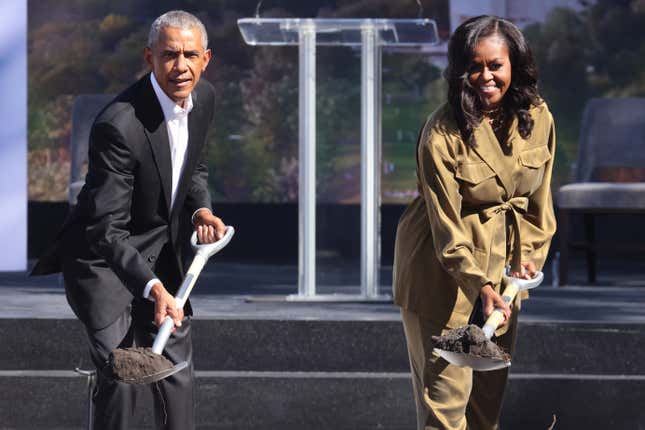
[193,209,226,244]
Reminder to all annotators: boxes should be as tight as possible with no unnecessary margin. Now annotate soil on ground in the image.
[108,347,174,383]
[432,324,510,361]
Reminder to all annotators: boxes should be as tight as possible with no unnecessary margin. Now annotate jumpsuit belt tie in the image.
[480,197,529,273]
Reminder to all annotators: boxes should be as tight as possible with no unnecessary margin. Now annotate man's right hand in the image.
[149,282,184,329]
[479,283,512,328]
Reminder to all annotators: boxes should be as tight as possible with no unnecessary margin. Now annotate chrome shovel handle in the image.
[510,271,544,291]
[191,226,235,258]
[481,271,544,339]
[152,318,176,355]
[152,226,235,354]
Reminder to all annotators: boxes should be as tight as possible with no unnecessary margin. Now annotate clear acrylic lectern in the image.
[238,18,438,301]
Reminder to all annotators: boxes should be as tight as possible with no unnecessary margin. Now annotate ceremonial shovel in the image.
[433,271,544,372]
[108,226,235,384]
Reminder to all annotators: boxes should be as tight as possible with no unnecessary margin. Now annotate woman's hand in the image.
[510,261,537,279]
[480,283,512,327]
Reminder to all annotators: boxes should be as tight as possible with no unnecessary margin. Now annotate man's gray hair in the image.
[148,10,208,49]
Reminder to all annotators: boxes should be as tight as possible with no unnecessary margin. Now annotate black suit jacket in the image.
[32,74,215,329]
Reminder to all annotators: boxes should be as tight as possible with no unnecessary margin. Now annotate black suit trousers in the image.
[78,304,194,430]
[63,245,194,430]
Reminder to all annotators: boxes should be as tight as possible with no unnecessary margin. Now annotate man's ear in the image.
[202,49,212,71]
[143,47,153,67]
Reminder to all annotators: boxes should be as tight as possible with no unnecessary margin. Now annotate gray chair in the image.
[68,94,115,205]
[557,98,645,285]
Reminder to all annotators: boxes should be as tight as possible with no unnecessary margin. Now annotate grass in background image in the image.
[381,74,446,204]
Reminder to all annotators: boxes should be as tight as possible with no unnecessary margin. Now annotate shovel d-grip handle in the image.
[152,226,235,354]
[481,271,544,339]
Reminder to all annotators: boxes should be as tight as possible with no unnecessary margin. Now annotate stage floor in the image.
[1,255,645,323]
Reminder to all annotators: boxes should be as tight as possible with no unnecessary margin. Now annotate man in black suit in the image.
[32,10,225,429]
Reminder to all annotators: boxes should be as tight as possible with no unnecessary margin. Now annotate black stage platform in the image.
[1,256,644,429]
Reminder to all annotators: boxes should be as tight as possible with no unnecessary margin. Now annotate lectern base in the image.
[244,293,392,303]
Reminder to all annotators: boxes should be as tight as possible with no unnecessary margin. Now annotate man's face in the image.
[144,26,211,106]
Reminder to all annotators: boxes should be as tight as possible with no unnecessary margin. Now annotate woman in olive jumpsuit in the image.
[393,16,556,430]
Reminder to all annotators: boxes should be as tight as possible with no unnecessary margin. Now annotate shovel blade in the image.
[120,361,188,385]
[434,348,510,372]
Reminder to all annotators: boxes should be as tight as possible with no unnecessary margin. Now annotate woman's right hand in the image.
[479,283,512,327]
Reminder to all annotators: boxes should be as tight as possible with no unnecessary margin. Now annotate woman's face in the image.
[467,34,512,109]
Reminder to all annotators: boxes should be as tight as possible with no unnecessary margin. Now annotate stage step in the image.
[0,371,643,429]
[1,317,644,428]
[2,318,645,374]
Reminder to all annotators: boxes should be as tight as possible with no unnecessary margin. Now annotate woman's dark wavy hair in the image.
[444,15,541,145]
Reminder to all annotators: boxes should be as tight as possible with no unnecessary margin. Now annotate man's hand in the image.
[510,261,537,280]
[480,283,512,327]
[150,281,184,329]
[193,209,226,244]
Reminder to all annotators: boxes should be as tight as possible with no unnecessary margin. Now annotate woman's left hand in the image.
[510,261,537,279]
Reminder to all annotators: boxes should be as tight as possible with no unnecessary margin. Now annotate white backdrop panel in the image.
[0,0,27,271]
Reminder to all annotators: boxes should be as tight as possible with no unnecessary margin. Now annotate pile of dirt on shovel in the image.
[108,347,174,383]
[432,324,510,361]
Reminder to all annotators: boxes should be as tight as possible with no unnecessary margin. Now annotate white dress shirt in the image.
[151,72,192,209]
[143,73,208,300]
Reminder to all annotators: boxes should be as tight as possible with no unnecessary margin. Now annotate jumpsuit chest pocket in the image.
[455,161,498,203]
[517,145,551,195]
